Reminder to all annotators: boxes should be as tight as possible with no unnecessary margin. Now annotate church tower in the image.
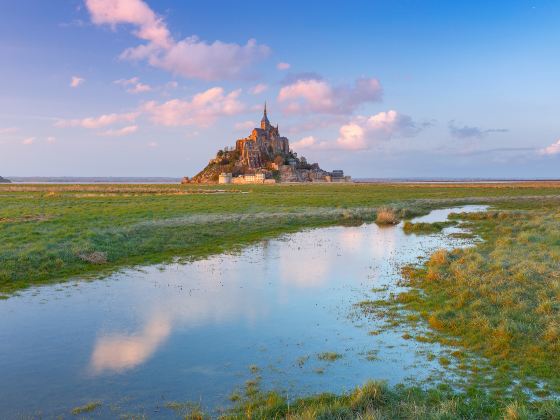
[260,102,270,130]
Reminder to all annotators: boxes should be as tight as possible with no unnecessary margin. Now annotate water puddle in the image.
[0,205,487,417]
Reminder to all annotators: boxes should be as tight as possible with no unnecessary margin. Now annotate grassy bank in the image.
[174,378,560,419]
[360,198,560,396]
[1,182,560,294]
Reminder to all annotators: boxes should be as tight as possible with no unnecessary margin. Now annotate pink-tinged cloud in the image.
[337,123,367,150]
[86,0,171,47]
[86,0,270,80]
[0,127,18,134]
[291,136,332,151]
[143,87,245,127]
[70,76,85,88]
[99,125,139,137]
[278,76,382,115]
[249,83,268,95]
[114,77,152,94]
[277,62,291,70]
[22,137,35,145]
[336,110,421,150]
[539,139,560,156]
[55,112,139,129]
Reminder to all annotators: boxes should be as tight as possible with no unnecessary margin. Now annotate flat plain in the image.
[1,182,559,418]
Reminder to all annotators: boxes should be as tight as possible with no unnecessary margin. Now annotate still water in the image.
[0,206,486,418]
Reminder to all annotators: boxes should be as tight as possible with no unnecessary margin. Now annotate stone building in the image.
[218,173,232,184]
[235,104,290,169]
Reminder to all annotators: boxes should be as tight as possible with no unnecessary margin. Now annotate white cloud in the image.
[335,110,421,150]
[147,141,158,147]
[22,137,35,145]
[234,120,255,131]
[143,87,245,127]
[46,136,56,144]
[277,62,291,70]
[98,125,138,137]
[86,0,270,80]
[114,77,152,94]
[249,83,268,95]
[70,76,85,88]
[278,76,382,115]
[539,139,560,156]
[128,82,152,94]
[55,112,139,129]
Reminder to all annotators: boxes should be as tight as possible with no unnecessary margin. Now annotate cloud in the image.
[277,62,291,70]
[291,136,331,151]
[147,141,158,147]
[0,127,18,134]
[336,110,424,150]
[278,76,382,115]
[98,125,138,137]
[143,87,245,127]
[86,0,270,80]
[448,121,508,139]
[249,83,268,95]
[70,76,85,88]
[46,136,56,144]
[55,112,139,129]
[234,120,255,131]
[114,77,152,93]
[539,139,560,156]
[22,137,35,145]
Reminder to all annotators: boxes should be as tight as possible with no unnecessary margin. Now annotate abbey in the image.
[235,103,290,169]
[187,104,350,184]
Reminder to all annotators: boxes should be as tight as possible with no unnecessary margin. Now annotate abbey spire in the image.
[260,101,270,130]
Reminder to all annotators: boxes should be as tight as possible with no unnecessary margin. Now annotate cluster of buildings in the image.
[189,104,352,184]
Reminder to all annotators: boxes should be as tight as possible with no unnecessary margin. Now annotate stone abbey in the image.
[187,104,350,184]
[235,103,290,169]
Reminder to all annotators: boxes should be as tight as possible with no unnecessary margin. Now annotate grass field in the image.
[2,182,560,417]
[1,182,560,295]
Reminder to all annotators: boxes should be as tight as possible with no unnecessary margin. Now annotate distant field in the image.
[1,182,560,295]
[2,182,560,417]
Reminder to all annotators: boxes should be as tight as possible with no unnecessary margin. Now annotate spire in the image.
[260,100,270,129]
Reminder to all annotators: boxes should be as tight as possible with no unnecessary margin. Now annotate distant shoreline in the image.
[4,177,560,184]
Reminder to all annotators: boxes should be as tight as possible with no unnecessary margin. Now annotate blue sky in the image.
[1,0,559,178]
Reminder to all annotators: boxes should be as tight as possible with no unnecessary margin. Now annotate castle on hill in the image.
[187,104,351,184]
[236,103,290,169]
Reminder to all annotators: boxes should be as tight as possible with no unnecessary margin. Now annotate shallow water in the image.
[0,205,486,418]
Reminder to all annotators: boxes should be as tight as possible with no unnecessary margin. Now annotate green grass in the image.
[402,220,456,234]
[2,182,560,294]
[317,352,343,361]
[71,400,101,415]
[214,379,560,419]
[360,202,560,395]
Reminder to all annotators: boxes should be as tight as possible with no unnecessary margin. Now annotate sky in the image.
[1,0,559,178]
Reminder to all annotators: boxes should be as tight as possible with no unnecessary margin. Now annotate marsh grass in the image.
[317,352,343,361]
[217,379,560,419]
[71,400,101,415]
[362,206,560,394]
[1,182,560,294]
[402,220,455,234]
[375,207,399,225]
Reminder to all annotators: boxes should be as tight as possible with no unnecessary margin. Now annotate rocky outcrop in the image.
[0,176,11,183]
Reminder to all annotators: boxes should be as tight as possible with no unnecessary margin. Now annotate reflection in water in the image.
[91,314,171,373]
[0,206,487,418]
[89,258,270,374]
